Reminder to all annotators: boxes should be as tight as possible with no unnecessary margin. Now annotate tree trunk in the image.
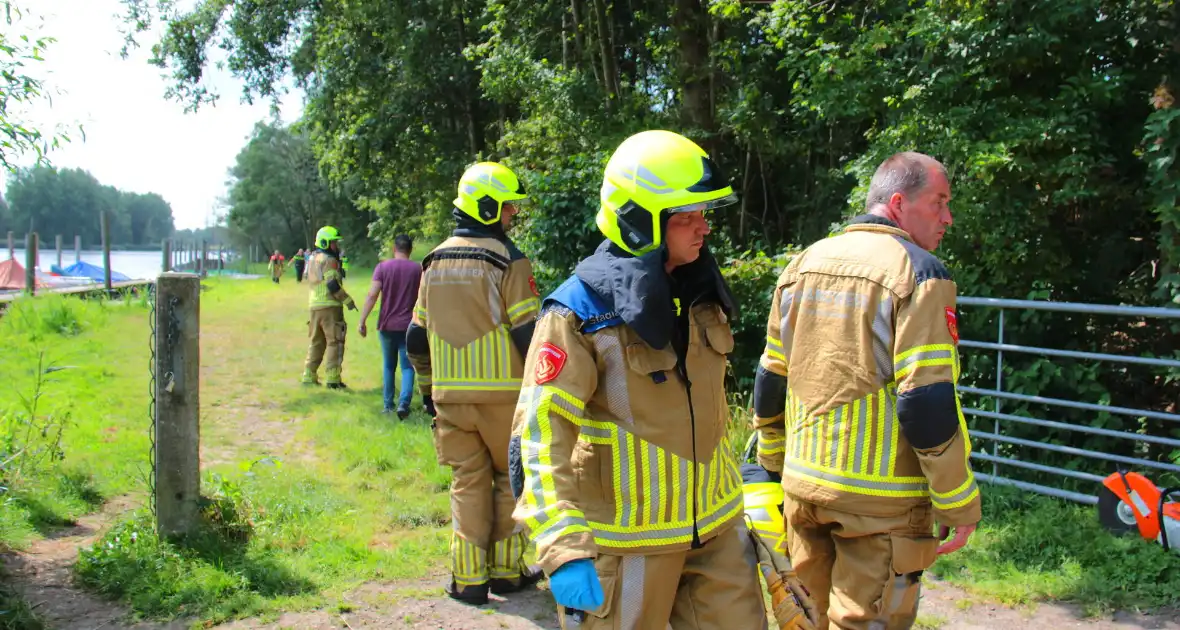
[571,0,597,83]
[672,0,715,135]
[562,13,570,69]
[591,0,618,107]
[454,1,482,154]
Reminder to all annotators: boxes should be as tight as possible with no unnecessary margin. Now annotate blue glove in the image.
[549,558,604,611]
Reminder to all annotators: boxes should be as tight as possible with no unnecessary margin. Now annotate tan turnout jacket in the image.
[752,215,981,527]
[510,270,743,576]
[407,234,540,403]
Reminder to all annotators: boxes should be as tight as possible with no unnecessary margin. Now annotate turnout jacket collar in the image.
[572,240,738,349]
[451,208,527,260]
[844,213,917,241]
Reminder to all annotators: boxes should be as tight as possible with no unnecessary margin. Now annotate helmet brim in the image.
[664,192,739,214]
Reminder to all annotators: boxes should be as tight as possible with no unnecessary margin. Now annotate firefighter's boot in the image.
[489,531,544,594]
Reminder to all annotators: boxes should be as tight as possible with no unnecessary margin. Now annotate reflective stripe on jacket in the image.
[409,235,539,403]
[751,214,981,527]
[510,276,742,575]
[306,250,349,309]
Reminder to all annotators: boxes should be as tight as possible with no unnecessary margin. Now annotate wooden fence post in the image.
[154,273,201,539]
[7,231,13,260]
[162,239,172,273]
[55,234,63,269]
[100,211,112,291]
[74,235,81,263]
[24,233,37,296]
[199,240,208,278]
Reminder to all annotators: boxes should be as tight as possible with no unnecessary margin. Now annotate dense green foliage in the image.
[224,122,376,263]
[0,1,75,173]
[1,166,175,247]
[127,0,1180,487]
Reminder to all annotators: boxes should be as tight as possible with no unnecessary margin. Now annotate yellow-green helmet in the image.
[596,130,737,256]
[453,162,528,224]
[315,225,341,249]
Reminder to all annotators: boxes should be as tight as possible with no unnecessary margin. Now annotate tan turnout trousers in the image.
[304,306,346,385]
[434,402,529,590]
[783,495,939,630]
[562,522,769,630]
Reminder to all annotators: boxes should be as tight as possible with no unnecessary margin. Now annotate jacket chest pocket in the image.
[687,306,735,444]
[618,333,683,422]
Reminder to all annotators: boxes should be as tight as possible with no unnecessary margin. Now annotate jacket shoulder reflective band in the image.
[544,275,624,333]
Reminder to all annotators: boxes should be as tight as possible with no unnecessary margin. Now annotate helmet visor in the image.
[664,192,739,215]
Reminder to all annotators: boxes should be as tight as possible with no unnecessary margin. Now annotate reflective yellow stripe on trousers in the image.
[520,385,743,551]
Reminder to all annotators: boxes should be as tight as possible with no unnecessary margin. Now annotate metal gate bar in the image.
[958,296,1180,504]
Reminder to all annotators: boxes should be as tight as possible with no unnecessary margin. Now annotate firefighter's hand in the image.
[936,523,977,556]
[358,323,367,338]
[346,300,358,311]
[549,558,603,612]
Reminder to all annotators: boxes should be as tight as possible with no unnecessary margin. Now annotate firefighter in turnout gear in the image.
[509,130,768,630]
[751,152,981,629]
[302,226,357,389]
[405,161,544,605]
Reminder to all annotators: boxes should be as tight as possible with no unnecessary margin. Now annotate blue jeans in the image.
[379,330,415,411]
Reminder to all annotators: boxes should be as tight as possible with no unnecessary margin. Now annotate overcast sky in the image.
[3,0,305,229]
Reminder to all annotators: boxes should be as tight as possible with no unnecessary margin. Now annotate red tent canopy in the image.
[0,259,48,290]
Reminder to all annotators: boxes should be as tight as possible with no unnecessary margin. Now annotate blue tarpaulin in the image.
[61,260,131,283]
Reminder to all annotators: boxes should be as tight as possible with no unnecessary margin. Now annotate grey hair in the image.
[865,152,946,210]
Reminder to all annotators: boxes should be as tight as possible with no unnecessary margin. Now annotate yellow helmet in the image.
[596,130,738,256]
[453,161,529,225]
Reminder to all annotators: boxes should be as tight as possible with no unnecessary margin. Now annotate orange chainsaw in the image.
[1097,470,1180,553]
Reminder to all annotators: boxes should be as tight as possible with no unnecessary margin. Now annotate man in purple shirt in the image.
[359,234,431,418]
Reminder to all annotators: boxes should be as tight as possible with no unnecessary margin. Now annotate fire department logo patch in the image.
[945,307,960,343]
[529,275,540,297]
[535,342,567,384]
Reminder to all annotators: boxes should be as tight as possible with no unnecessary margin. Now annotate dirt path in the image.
[1,497,186,630]
[3,282,1177,629]
[220,574,1180,630]
[918,579,1180,630]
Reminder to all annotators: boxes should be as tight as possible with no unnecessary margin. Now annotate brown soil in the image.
[3,293,1177,628]
[4,503,1180,630]
[0,496,186,630]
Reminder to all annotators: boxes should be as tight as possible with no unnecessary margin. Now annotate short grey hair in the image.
[865,152,946,210]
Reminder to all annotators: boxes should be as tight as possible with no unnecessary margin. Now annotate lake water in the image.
[7,249,230,280]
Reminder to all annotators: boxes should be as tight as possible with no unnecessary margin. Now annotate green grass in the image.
[28,270,457,625]
[6,268,1180,625]
[0,577,44,630]
[929,485,1180,613]
[0,294,152,548]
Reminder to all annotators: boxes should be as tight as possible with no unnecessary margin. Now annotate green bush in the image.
[716,247,794,393]
[931,485,1180,612]
[0,296,106,342]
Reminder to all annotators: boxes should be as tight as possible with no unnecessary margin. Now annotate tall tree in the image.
[0,1,76,172]
[226,121,373,260]
[3,166,175,246]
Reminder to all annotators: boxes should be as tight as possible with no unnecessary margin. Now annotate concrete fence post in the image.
[154,273,201,539]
